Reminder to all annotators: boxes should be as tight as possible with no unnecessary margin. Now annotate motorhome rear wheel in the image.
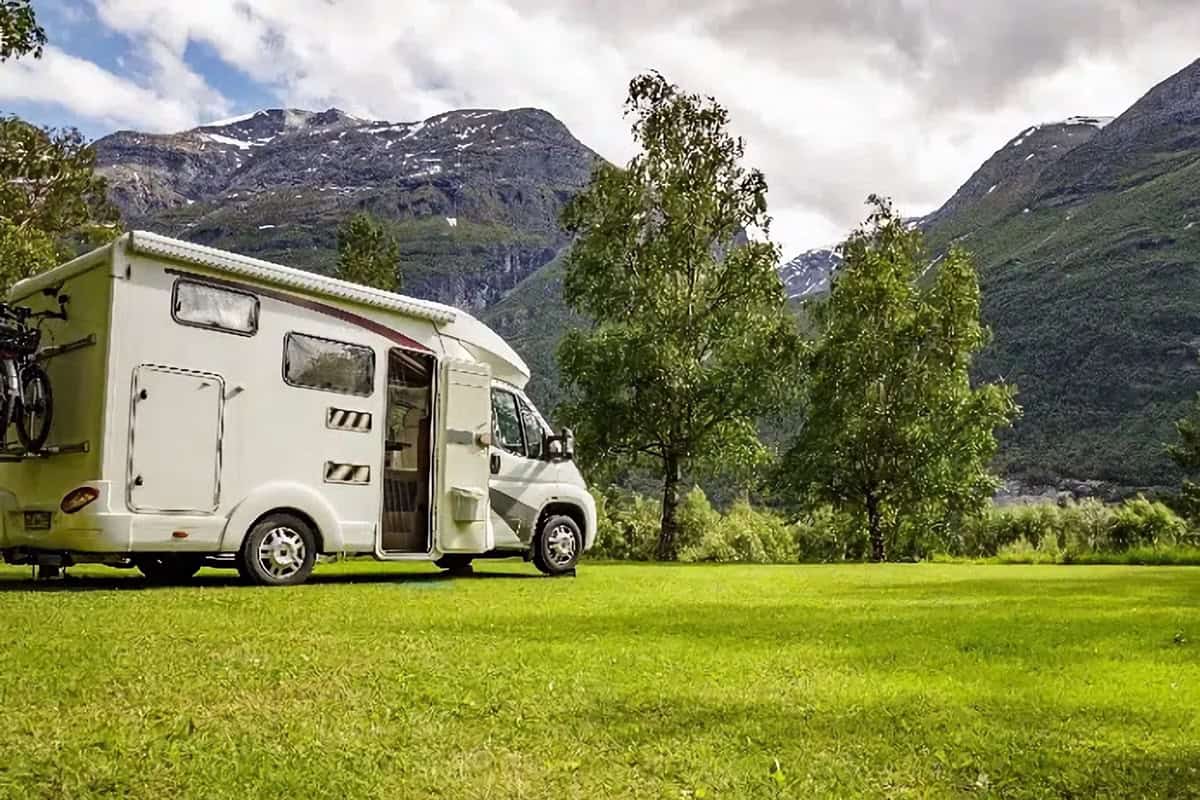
[238,513,317,586]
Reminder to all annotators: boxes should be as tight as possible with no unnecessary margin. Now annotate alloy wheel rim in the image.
[258,526,306,579]
[545,524,577,567]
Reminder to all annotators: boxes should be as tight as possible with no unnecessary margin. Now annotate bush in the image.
[1108,497,1188,550]
[676,486,720,557]
[953,496,1192,561]
[722,500,797,563]
[592,485,743,562]
[676,493,799,564]
[590,488,661,561]
[1056,500,1112,555]
[960,505,1044,557]
[589,487,1198,565]
[794,506,865,562]
[995,536,1060,565]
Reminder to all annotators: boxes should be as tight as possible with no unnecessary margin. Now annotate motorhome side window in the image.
[283,333,374,396]
[491,388,525,456]
[172,279,259,335]
[518,396,547,460]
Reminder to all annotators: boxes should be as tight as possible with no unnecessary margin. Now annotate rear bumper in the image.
[1,481,133,553]
[1,482,227,557]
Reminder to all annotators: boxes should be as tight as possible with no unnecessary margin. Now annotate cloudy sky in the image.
[2,0,1198,255]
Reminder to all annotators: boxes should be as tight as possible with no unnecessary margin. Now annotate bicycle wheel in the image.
[15,364,53,452]
[0,393,11,450]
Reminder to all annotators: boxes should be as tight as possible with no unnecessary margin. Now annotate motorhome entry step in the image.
[0,441,90,462]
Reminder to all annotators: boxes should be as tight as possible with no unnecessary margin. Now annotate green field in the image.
[1,562,1197,799]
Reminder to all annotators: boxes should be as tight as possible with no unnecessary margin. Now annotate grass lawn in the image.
[0,561,1197,799]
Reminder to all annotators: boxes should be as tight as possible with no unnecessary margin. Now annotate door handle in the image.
[490,453,501,475]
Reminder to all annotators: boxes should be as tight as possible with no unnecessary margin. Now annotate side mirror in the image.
[545,428,575,461]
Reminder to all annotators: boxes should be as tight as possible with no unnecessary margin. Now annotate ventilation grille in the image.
[324,462,371,484]
[327,407,372,432]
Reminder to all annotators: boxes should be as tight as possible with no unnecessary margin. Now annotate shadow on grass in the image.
[0,566,548,592]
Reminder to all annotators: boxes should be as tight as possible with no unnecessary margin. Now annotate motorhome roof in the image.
[12,231,455,324]
[10,231,531,385]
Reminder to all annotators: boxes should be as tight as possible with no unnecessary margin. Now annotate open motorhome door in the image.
[436,359,494,554]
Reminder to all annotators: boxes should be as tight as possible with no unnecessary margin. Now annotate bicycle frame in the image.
[0,293,64,449]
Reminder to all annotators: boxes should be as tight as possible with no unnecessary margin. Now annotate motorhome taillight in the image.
[60,487,99,514]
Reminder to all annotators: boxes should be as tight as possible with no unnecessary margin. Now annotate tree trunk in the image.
[657,454,681,561]
[866,492,886,563]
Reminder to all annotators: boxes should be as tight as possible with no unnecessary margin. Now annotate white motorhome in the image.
[0,232,595,584]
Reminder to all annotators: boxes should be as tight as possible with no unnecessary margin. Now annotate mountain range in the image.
[92,58,1200,488]
[95,106,598,309]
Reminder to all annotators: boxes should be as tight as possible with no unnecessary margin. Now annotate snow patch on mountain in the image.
[779,247,841,299]
[203,133,257,150]
[1055,115,1116,128]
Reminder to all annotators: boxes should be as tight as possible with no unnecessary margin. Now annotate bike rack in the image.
[0,441,90,462]
[35,334,96,362]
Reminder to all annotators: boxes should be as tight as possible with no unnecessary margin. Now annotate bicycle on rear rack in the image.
[0,291,68,453]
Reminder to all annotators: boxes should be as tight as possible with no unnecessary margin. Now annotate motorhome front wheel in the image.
[533,515,582,576]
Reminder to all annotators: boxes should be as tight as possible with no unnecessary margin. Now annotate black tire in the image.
[135,555,203,583]
[237,512,317,586]
[434,554,474,575]
[15,364,53,452]
[234,557,253,583]
[0,392,12,449]
[533,514,582,576]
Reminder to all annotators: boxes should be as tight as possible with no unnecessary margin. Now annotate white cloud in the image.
[11,1,1200,253]
[0,46,222,131]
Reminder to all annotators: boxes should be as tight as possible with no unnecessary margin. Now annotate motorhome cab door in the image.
[488,386,558,545]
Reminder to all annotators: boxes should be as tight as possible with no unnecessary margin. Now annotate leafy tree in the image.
[0,0,45,61]
[1166,395,1200,520]
[336,213,400,291]
[1167,396,1200,474]
[778,196,1019,562]
[0,117,119,290]
[558,72,801,560]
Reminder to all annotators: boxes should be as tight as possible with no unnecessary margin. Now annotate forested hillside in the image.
[921,59,1200,486]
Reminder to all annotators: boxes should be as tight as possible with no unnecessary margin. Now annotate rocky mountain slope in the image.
[931,59,1200,486]
[783,117,1113,302]
[94,107,600,309]
[780,248,841,299]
